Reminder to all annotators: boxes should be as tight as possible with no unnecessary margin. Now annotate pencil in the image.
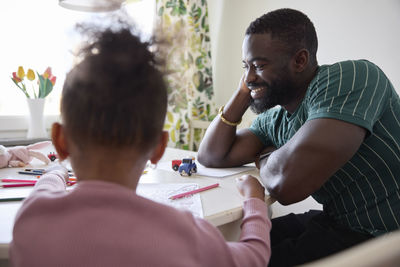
[26,170,43,174]
[169,183,219,200]
[0,183,36,188]
[18,171,42,176]
[25,168,74,174]
[0,181,76,188]
[18,171,75,178]
[1,179,38,183]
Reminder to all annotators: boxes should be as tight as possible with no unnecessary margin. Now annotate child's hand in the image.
[45,165,69,182]
[236,175,265,201]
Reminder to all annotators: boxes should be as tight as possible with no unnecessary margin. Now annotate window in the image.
[0,0,154,138]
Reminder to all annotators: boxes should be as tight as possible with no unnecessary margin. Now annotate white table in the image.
[0,147,264,260]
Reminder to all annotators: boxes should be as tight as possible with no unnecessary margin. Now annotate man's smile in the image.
[250,87,266,99]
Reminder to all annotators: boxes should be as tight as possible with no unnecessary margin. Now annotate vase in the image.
[26,98,47,139]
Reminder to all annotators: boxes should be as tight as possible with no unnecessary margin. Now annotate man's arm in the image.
[198,77,265,167]
[260,118,366,205]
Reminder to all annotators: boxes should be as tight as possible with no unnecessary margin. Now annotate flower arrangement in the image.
[11,66,56,98]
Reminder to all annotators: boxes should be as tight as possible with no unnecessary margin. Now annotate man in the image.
[198,8,400,266]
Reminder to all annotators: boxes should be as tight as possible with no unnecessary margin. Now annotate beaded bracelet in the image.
[218,105,242,127]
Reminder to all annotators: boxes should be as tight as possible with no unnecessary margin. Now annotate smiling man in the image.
[197,8,400,266]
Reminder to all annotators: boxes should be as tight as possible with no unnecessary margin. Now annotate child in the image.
[10,21,271,267]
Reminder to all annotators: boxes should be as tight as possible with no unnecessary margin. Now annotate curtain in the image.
[155,0,216,151]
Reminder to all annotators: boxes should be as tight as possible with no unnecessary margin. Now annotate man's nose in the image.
[244,66,257,84]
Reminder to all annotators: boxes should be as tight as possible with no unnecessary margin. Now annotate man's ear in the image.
[292,49,309,72]
[150,131,169,165]
[51,123,69,160]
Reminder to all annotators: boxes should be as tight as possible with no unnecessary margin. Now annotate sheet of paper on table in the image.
[157,160,255,177]
[137,183,203,218]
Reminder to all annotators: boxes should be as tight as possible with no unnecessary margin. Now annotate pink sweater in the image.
[10,172,271,267]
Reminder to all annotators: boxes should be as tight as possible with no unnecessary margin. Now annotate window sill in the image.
[0,137,51,147]
[0,115,60,141]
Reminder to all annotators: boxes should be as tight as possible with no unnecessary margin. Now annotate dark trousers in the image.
[269,210,373,267]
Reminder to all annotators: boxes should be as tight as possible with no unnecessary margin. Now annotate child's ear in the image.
[150,131,169,165]
[51,123,69,160]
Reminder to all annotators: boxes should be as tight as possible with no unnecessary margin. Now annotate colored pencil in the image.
[0,181,76,188]
[18,171,75,177]
[24,169,73,173]
[0,183,36,188]
[1,179,38,183]
[169,183,219,200]
[24,169,45,172]
[18,171,42,176]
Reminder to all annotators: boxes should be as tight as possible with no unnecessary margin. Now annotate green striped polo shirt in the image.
[250,60,400,236]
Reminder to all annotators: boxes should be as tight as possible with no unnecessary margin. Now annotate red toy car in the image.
[47,152,58,162]
[172,160,182,171]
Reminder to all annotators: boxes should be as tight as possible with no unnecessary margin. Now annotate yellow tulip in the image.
[17,66,25,79]
[27,69,35,81]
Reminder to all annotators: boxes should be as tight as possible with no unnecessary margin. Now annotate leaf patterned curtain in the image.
[155,0,216,151]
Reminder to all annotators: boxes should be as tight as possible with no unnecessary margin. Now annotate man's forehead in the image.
[242,33,287,62]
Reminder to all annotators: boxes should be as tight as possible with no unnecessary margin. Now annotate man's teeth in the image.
[252,88,263,93]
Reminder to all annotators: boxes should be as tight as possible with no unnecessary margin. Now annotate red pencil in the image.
[0,180,76,188]
[0,183,36,188]
[1,179,38,183]
[169,183,219,200]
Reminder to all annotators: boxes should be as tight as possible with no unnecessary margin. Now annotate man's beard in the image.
[249,77,297,114]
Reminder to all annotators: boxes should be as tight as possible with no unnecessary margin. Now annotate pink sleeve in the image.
[227,198,271,266]
[193,198,271,267]
[13,171,68,228]
[32,171,67,193]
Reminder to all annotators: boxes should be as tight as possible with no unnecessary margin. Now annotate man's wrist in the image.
[218,105,242,126]
[221,89,251,124]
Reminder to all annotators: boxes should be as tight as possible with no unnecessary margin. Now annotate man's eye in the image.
[254,65,265,70]
[242,64,249,69]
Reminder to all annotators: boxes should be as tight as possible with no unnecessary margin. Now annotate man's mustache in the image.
[246,82,269,89]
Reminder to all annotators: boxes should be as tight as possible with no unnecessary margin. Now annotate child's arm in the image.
[12,165,69,227]
[191,175,271,267]
[32,165,69,193]
[227,175,271,266]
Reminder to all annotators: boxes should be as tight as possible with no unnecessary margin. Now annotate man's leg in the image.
[269,211,373,267]
[270,210,322,244]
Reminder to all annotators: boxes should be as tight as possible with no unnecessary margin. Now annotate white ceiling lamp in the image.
[59,0,125,12]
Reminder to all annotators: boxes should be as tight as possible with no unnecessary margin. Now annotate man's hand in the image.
[239,73,251,94]
[236,174,265,201]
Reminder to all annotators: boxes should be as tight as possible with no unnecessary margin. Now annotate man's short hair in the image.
[246,8,318,65]
[61,21,167,150]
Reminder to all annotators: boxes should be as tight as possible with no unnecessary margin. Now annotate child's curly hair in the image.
[61,17,167,150]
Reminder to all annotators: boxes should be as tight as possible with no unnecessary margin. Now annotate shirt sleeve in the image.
[307,60,392,134]
[227,198,271,267]
[249,109,280,147]
[193,198,271,267]
[12,170,68,233]
[32,170,67,193]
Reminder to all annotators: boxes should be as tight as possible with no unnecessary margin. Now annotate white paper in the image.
[137,183,203,218]
[157,160,255,178]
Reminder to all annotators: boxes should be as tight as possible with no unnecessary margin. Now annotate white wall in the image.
[208,0,400,127]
